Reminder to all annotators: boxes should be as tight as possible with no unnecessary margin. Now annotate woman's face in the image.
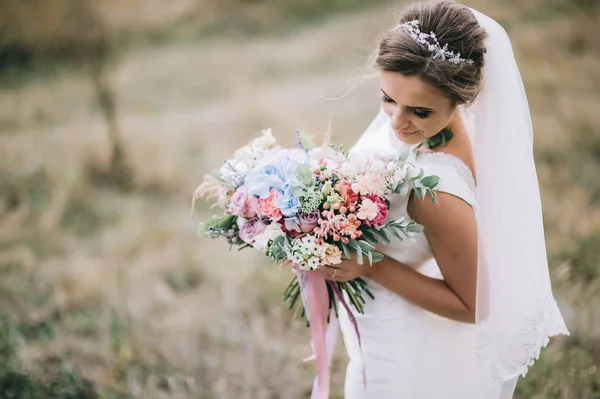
[380,70,456,145]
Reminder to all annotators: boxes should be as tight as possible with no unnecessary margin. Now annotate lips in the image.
[395,130,418,137]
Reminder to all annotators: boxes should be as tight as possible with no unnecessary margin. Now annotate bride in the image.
[316,1,569,398]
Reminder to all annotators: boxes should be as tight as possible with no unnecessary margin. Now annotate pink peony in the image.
[229,186,259,218]
[365,195,388,227]
[239,218,267,245]
[257,189,283,221]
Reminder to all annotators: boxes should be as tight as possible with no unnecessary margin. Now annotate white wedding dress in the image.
[339,128,502,399]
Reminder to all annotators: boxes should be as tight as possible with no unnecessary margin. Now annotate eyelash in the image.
[381,95,431,120]
[413,109,431,119]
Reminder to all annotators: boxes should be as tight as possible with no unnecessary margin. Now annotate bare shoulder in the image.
[408,190,475,236]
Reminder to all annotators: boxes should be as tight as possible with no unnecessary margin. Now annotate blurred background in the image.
[0,0,598,398]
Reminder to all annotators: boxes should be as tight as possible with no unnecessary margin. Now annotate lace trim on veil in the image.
[478,295,569,384]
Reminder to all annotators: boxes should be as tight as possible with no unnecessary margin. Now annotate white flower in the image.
[252,128,277,149]
[253,223,285,250]
[342,155,368,177]
[300,241,315,254]
[302,235,316,245]
[233,147,261,166]
[298,261,311,271]
[357,198,379,221]
[308,257,320,270]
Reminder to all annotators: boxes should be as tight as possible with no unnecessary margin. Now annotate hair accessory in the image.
[393,19,473,64]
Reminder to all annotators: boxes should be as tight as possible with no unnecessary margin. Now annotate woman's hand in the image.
[316,257,377,282]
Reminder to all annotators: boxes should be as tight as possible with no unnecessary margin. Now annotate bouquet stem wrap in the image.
[296,269,365,398]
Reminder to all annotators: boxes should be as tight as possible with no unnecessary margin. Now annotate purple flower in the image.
[298,211,320,233]
[239,218,267,245]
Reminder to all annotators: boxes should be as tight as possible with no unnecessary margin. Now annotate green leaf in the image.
[390,229,404,240]
[296,129,316,150]
[371,252,384,263]
[269,235,288,261]
[355,244,363,265]
[341,243,352,260]
[197,215,221,238]
[217,214,237,230]
[415,188,424,200]
[361,230,378,245]
[357,240,374,252]
[295,165,314,186]
[420,175,440,190]
[366,250,373,266]
[371,229,390,246]
[407,223,425,233]
[410,168,424,183]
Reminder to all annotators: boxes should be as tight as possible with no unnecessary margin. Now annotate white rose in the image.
[253,223,285,250]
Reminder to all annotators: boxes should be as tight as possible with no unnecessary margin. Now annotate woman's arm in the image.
[373,192,478,323]
[370,192,478,323]
[321,192,478,324]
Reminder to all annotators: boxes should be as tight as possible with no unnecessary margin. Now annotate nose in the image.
[389,107,411,131]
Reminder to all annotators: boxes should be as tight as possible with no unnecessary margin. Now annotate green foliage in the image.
[516,338,600,399]
[560,231,600,284]
[0,315,99,399]
[295,165,314,186]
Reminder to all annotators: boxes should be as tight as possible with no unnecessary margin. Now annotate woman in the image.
[317,1,569,398]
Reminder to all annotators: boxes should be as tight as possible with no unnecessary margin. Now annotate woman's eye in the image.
[381,95,395,103]
[412,109,430,119]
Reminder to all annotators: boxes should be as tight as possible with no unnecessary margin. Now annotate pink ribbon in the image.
[296,269,331,399]
[296,270,366,398]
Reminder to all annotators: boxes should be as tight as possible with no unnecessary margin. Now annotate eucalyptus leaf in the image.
[357,241,375,251]
[295,165,314,186]
[372,229,390,246]
[355,244,363,265]
[407,223,425,233]
[361,230,378,246]
[410,168,425,183]
[341,243,352,260]
[371,252,385,263]
[421,176,440,189]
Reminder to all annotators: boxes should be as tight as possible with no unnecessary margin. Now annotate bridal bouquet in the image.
[193,128,439,315]
[193,127,439,398]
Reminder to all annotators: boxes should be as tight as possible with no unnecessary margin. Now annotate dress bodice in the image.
[378,150,478,271]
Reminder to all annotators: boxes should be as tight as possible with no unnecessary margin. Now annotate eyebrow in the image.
[380,89,435,111]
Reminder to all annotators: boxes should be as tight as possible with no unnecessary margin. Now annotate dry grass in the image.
[0,1,599,398]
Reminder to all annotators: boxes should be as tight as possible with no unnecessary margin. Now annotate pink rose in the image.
[298,211,320,233]
[239,218,267,245]
[229,186,259,218]
[365,195,388,227]
[257,189,283,221]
